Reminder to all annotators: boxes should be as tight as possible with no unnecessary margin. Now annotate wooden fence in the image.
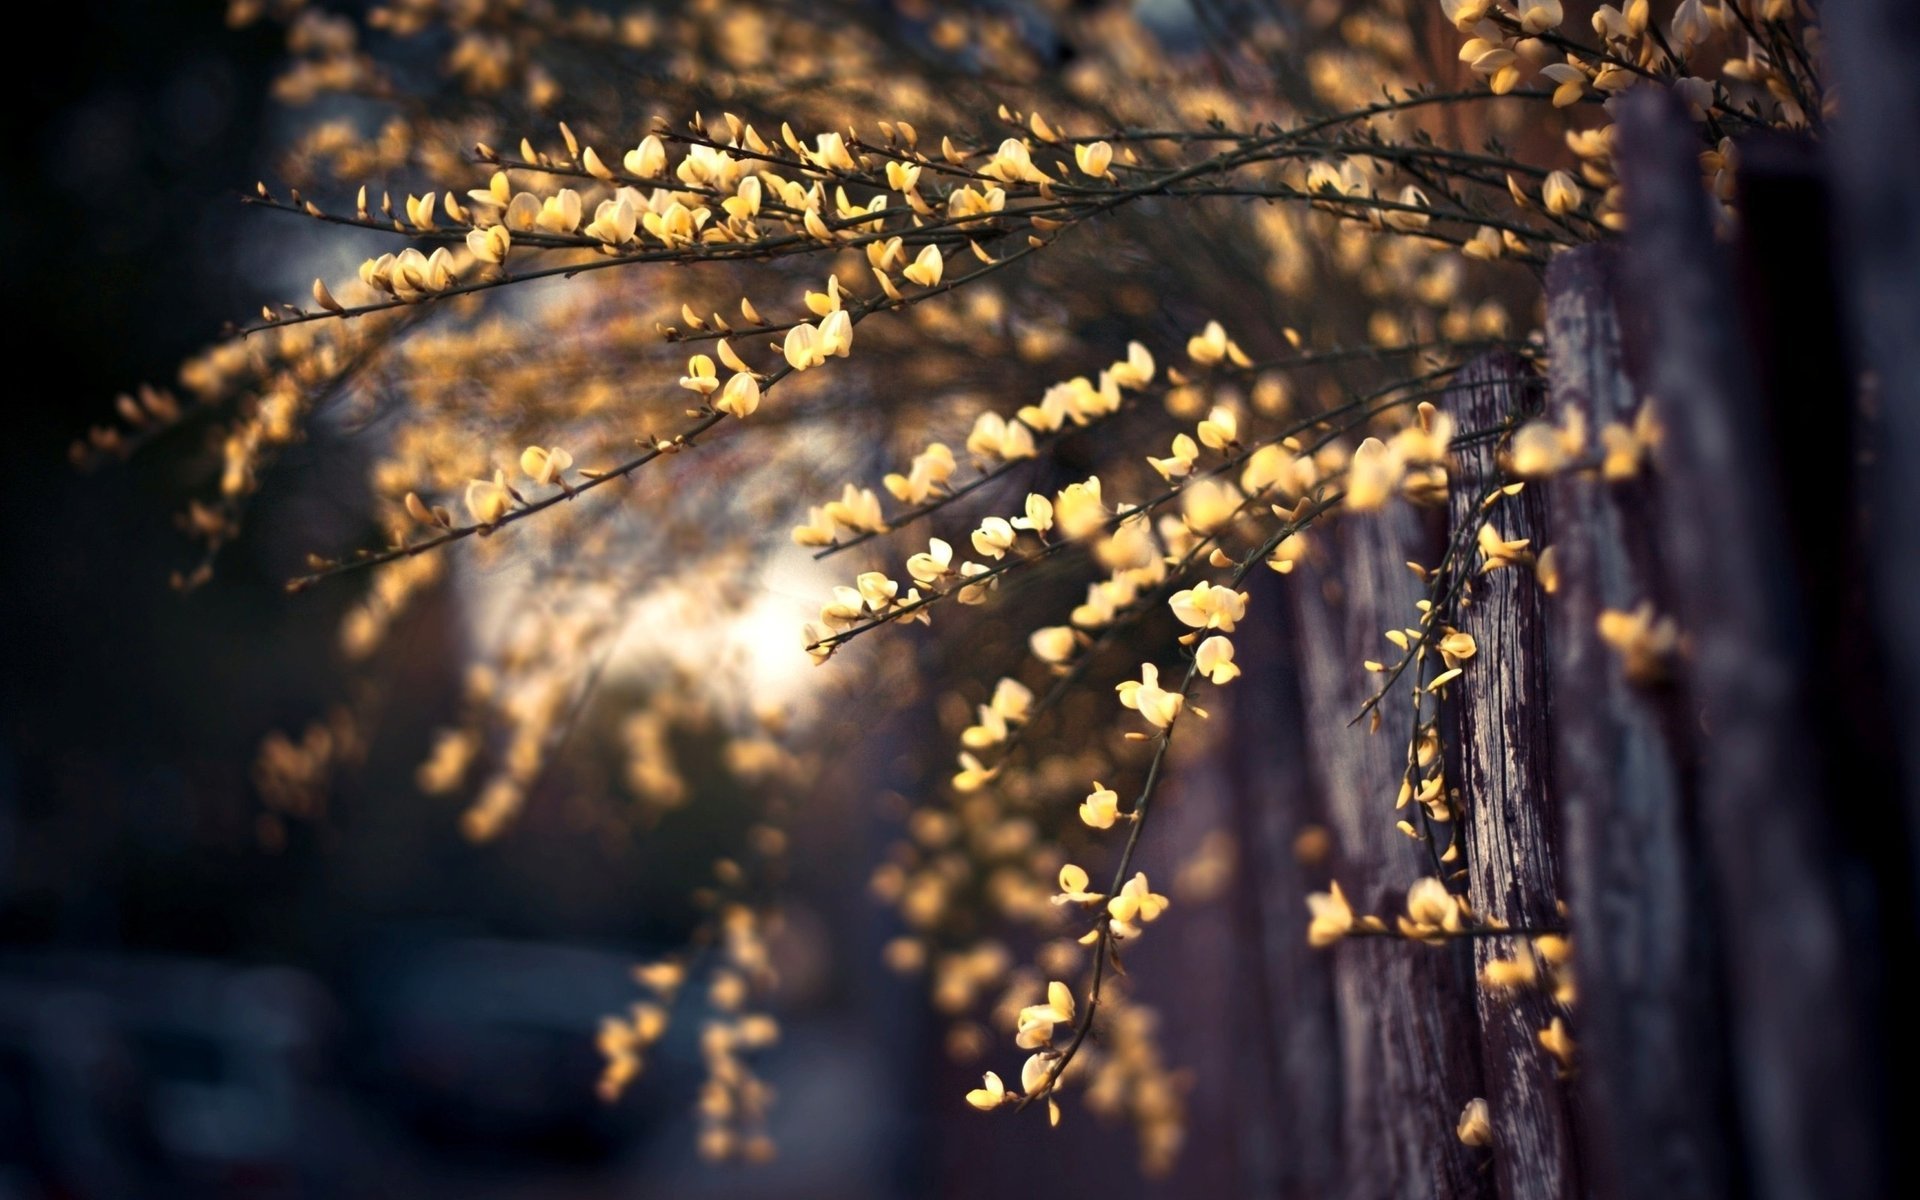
[1221,70,1912,1200]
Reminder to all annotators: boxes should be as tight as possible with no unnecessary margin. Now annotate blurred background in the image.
[0,4,910,1196]
[1,4,1261,1197]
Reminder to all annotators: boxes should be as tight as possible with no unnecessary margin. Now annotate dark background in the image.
[0,5,915,1196]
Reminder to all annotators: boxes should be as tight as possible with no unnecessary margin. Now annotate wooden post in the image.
[1825,0,1920,911]
[1289,507,1490,1200]
[1226,601,1341,1199]
[1443,352,1580,1200]
[1543,243,1731,1200]
[1614,88,1886,1200]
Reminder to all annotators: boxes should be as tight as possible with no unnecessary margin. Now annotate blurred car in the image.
[351,935,658,1160]
[0,953,343,1198]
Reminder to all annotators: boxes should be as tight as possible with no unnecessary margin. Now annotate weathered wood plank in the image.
[1226,602,1341,1199]
[1614,88,1886,1200]
[1443,352,1579,1200]
[1825,0,1920,913]
[1543,243,1730,1200]
[1289,505,1490,1200]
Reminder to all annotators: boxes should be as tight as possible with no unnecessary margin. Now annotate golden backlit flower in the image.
[1457,1098,1493,1146]
[1597,602,1680,683]
[716,372,761,418]
[970,516,1017,559]
[1398,877,1465,940]
[965,1071,1008,1110]
[1053,864,1104,906]
[903,243,944,287]
[1107,872,1169,926]
[1195,635,1240,685]
[519,445,573,486]
[464,471,512,525]
[1030,625,1076,665]
[1053,478,1109,539]
[1170,581,1249,632]
[907,538,955,585]
[1080,783,1121,829]
[1543,170,1584,215]
[1116,663,1183,728]
[1306,881,1354,947]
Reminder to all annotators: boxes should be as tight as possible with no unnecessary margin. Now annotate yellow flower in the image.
[1107,872,1169,925]
[1540,63,1587,108]
[966,412,1037,461]
[1149,433,1200,481]
[903,243,944,287]
[463,471,512,525]
[965,1071,1008,1110]
[1181,477,1244,533]
[1671,0,1710,49]
[1109,341,1155,389]
[819,309,854,358]
[885,160,921,194]
[989,677,1032,723]
[1052,863,1105,905]
[1438,631,1477,668]
[906,538,955,585]
[465,223,512,264]
[623,134,667,178]
[1074,140,1113,177]
[518,445,573,486]
[1538,1017,1576,1069]
[1030,625,1076,665]
[311,277,344,313]
[783,323,824,371]
[1011,492,1053,534]
[1185,320,1248,367]
[1344,437,1404,511]
[981,137,1046,184]
[970,516,1017,559]
[1480,956,1538,990]
[678,354,720,396]
[1542,170,1584,215]
[534,188,583,233]
[1015,981,1076,1049]
[791,507,837,547]
[1019,1052,1053,1096]
[1509,406,1588,476]
[1053,477,1109,539]
[1195,635,1240,684]
[1170,581,1249,632]
[1267,532,1309,575]
[1196,405,1239,451]
[1383,185,1431,233]
[1597,602,1680,683]
[1457,1098,1493,1146]
[716,372,761,418]
[584,195,638,244]
[885,442,957,504]
[1478,523,1533,571]
[1463,225,1505,260]
[823,484,885,532]
[1116,663,1183,728]
[1306,881,1354,947]
[1080,783,1120,829]
[855,571,898,610]
[952,751,996,792]
[1398,877,1465,939]
[1518,0,1565,36]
